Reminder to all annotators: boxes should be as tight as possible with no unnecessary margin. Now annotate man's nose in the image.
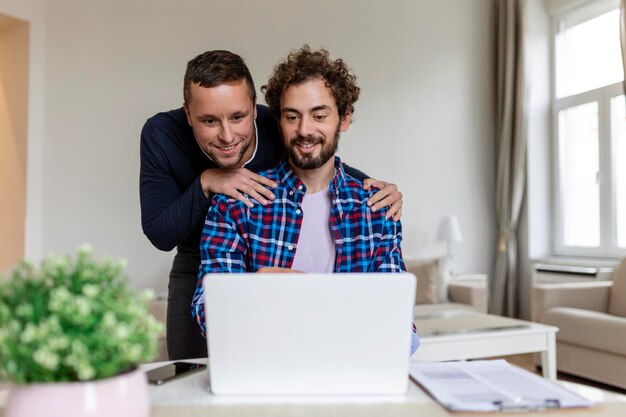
[219,123,235,143]
[297,116,314,137]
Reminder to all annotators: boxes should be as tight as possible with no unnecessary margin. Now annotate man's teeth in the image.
[219,145,236,151]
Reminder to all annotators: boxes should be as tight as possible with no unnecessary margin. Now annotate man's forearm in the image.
[141,176,210,251]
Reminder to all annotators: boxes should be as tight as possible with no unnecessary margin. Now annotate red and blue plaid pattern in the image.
[192,157,406,335]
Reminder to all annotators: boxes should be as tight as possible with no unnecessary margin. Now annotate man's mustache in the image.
[290,135,323,146]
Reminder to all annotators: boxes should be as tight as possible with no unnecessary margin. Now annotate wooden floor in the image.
[500,353,626,395]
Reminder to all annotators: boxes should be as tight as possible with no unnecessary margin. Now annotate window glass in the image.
[556,9,623,98]
[558,102,600,247]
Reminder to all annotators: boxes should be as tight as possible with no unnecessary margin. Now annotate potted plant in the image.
[0,245,163,417]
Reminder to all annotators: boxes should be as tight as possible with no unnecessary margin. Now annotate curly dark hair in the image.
[261,45,360,119]
[184,50,256,104]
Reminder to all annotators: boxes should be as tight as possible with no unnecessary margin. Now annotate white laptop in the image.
[203,272,416,395]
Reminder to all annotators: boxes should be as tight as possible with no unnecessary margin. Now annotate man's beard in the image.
[192,126,253,169]
[207,142,250,169]
[286,130,340,170]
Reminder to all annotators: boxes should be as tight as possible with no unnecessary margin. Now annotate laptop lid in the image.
[203,273,416,395]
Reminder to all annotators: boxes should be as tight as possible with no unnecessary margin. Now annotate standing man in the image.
[191,46,418,354]
[140,50,404,360]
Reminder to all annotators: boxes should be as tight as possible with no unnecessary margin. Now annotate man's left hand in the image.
[363,179,403,221]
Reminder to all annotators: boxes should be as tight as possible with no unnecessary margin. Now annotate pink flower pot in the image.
[5,368,149,417]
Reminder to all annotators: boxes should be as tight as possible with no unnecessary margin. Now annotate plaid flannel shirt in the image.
[192,157,409,337]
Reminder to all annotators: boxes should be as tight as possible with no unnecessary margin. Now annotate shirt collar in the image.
[276,156,347,195]
[242,119,259,168]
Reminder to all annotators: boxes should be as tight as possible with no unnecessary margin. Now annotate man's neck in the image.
[289,158,335,194]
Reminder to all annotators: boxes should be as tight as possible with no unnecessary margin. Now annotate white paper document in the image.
[409,360,594,412]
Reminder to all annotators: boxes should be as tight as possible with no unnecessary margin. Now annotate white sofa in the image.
[413,280,487,317]
[532,258,626,389]
[405,258,487,317]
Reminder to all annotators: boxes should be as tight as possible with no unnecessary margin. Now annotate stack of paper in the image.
[409,360,593,412]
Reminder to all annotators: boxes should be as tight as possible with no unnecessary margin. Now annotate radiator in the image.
[533,263,614,284]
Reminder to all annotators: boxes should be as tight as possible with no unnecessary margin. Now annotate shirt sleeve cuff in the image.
[194,175,212,210]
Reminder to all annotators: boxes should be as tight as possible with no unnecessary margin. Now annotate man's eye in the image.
[313,114,327,121]
[232,114,245,122]
[286,115,298,122]
[203,119,216,126]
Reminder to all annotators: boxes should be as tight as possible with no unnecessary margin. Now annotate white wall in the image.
[31,0,495,291]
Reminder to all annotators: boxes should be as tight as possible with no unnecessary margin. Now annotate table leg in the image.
[540,332,557,380]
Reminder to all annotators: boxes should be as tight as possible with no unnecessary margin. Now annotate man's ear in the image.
[339,110,352,132]
[183,102,192,126]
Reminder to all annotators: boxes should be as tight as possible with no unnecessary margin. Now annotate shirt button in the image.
[289,190,294,196]
[288,245,294,251]
[298,185,303,190]
[296,209,301,214]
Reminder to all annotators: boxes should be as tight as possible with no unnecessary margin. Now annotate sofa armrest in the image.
[531,281,612,322]
[542,307,626,356]
[448,282,487,313]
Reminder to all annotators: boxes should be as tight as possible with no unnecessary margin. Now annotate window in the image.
[553,0,626,257]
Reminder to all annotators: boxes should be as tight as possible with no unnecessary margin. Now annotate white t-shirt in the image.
[290,186,336,272]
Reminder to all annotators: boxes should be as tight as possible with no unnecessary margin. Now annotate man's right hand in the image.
[200,168,277,207]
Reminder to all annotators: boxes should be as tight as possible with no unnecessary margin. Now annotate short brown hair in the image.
[184,50,256,104]
[262,45,360,119]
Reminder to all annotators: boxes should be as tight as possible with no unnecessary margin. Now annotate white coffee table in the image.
[412,310,558,379]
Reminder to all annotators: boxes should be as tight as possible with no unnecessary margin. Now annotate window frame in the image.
[550,0,626,258]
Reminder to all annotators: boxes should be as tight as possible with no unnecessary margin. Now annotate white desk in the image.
[412,311,559,379]
[140,359,626,417]
[2,360,625,417]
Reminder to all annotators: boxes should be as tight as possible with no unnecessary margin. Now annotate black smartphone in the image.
[146,362,207,385]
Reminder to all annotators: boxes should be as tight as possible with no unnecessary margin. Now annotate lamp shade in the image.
[437,215,463,242]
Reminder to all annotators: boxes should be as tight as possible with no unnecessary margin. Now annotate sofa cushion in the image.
[608,257,626,318]
[541,307,626,356]
[406,259,439,304]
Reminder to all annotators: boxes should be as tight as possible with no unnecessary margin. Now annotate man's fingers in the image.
[370,194,395,212]
[231,190,254,208]
[249,172,278,189]
[392,206,403,222]
[367,186,392,208]
[242,186,273,206]
[386,199,403,221]
[362,178,384,191]
[247,180,277,202]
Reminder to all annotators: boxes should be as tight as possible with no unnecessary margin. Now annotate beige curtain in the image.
[621,0,626,94]
[489,0,528,317]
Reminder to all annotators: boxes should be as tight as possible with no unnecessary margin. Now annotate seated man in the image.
[192,45,418,354]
